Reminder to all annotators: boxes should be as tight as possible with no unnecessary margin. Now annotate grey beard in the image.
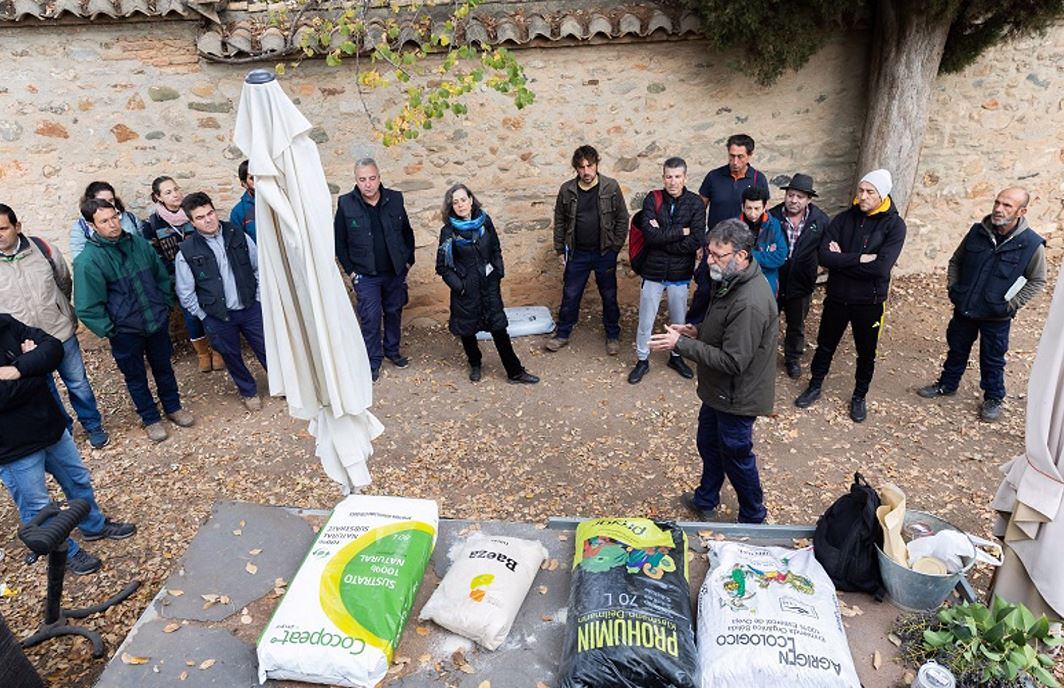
[709,265,724,281]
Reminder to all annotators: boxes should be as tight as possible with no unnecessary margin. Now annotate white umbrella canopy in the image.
[991,271,1064,617]
[233,69,383,492]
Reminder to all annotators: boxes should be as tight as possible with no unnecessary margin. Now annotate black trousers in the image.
[461,330,524,378]
[809,299,885,398]
[780,294,812,363]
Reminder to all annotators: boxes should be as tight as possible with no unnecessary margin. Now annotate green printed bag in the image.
[558,518,698,688]
[257,495,437,687]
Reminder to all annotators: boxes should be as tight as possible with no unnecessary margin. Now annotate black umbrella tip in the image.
[245,69,277,85]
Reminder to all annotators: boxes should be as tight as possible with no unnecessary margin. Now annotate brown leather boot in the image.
[210,347,226,371]
[191,338,212,373]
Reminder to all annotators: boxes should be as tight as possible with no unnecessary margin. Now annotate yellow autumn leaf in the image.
[199,658,216,670]
[246,562,258,575]
[121,653,150,665]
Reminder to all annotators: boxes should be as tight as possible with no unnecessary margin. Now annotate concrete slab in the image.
[154,501,315,622]
[98,619,257,687]
[96,502,924,688]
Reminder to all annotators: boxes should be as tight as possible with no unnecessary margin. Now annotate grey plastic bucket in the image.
[877,510,973,611]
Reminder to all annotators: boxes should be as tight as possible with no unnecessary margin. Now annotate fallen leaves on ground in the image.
[3,266,1059,687]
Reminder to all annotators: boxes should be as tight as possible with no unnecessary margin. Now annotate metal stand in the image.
[18,502,141,658]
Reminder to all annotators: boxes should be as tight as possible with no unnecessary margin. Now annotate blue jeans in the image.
[694,403,766,523]
[109,320,182,425]
[0,431,106,556]
[556,249,620,340]
[353,270,408,370]
[203,304,268,397]
[180,304,205,340]
[938,312,1011,401]
[47,336,104,435]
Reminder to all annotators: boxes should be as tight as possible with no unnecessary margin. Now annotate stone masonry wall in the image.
[0,21,1060,321]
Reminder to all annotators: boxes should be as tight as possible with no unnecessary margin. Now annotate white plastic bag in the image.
[906,530,1003,573]
[419,533,547,650]
[257,495,438,687]
[698,541,860,688]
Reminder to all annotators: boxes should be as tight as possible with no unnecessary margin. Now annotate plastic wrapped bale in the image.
[558,518,698,688]
[419,533,548,650]
[257,495,438,687]
[698,541,860,688]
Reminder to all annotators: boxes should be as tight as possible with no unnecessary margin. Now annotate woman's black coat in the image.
[435,213,509,337]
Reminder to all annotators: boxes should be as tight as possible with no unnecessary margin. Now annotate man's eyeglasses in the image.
[706,249,734,262]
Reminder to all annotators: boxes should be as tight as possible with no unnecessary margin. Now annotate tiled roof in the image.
[0,0,703,58]
[197,2,703,60]
[0,0,222,22]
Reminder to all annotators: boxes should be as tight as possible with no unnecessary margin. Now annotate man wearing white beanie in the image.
[794,168,907,422]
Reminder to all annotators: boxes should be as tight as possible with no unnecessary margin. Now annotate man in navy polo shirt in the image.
[699,133,770,229]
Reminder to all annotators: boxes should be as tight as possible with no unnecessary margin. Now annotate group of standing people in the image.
[0,132,1049,580]
[0,165,267,574]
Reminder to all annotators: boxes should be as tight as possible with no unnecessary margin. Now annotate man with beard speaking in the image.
[650,218,778,524]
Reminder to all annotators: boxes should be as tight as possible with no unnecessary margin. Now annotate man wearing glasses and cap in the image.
[768,173,831,379]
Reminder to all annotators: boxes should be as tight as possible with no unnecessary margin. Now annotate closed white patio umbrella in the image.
[233,69,383,492]
[991,271,1064,618]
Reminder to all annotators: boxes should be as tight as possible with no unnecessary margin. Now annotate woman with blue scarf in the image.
[436,184,539,384]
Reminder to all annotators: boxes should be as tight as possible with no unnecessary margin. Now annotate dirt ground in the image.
[1,263,1061,686]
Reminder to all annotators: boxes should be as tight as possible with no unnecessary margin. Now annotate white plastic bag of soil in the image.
[419,533,548,650]
[698,541,860,688]
[257,495,438,687]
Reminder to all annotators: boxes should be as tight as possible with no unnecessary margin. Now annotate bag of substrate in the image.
[419,533,548,650]
[698,541,860,688]
[558,518,698,688]
[256,495,438,687]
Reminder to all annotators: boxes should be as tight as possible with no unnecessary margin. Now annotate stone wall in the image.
[0,21,1060,320]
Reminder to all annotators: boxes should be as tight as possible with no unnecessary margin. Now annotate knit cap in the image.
[859,169,892,199]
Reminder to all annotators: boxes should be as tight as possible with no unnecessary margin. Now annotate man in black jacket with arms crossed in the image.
[794,169,907,423]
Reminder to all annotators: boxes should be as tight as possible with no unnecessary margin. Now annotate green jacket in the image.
[674,260,778,417]
[73,231,174,338]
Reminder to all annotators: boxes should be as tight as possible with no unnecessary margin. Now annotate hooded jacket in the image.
[818,197,907,305]
[747,212,787,296]
[768,202,831,300]
[73,231,174,338]
[947,216,1045,320]
[673,260,778,417]
[0,314,65,464]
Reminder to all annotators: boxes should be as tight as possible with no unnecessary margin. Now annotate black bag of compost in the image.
[558,518,697,688]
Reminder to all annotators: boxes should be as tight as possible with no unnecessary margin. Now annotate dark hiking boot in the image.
[794,384,822,408]
[849,396,868,423]
[627,360,649,384]
[680,492,718,521]
[668,354,694,379]
[83,518,136,542]
[66,548,101,576]
[980,398,1004,422]
[785,360,801,379]
[917,383,956,399]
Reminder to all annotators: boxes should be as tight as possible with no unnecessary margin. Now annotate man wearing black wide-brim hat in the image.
[767,173,831,379]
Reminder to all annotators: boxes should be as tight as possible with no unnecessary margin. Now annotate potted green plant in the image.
[892,596,1061,687]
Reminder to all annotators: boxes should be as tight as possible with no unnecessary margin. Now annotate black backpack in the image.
[813,472,884,594]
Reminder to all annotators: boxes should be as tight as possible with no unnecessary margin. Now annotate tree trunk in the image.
[856,1,952,215]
